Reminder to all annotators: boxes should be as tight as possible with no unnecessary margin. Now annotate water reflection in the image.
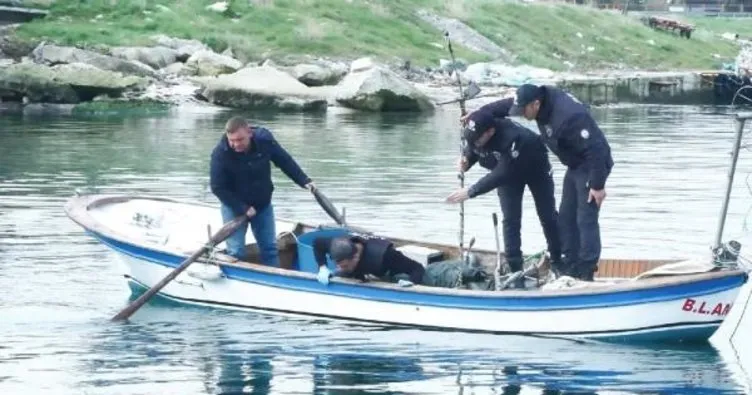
[68,299,746,394]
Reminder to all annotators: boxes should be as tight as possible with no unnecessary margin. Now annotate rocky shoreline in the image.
[0,25,544,115]
[1,21,750,116]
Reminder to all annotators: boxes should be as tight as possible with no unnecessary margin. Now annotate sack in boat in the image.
[420,259,493,289]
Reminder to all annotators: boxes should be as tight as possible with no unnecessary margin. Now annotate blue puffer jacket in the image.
[209,127,311,216]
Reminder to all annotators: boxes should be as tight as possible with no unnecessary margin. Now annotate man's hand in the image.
[587,188,606,208]
[460,111,473,126]
[445,188,470,204]
[245,206,257,218]
[457,156,469,172]
[305,182,316,192]
[317,265,331,285]
[397,279,414,287]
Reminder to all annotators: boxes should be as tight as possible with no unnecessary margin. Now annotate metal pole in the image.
[713,117,747,249]
[444,31,466,257]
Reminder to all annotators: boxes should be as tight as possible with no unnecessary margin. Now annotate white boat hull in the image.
[64,193,749,343]
[118,253,740,342]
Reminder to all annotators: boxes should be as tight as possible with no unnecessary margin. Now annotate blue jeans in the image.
[220,203,279,267]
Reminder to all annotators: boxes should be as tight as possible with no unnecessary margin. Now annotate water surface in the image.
[1,103,751,394]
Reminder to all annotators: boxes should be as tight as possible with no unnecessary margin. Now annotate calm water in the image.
[1,102,752,394]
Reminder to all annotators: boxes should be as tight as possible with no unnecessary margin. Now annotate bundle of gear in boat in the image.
[310,230,548,290]
[279,225,747,291]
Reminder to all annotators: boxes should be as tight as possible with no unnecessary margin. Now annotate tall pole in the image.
[444,31,467,257]
[713,116,747,249]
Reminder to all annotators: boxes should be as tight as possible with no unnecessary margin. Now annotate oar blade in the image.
[312,189,344,226]
[110,215,247,322]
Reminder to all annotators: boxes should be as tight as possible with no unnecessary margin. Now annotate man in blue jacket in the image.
[445,110,561,284]
[210,116,315,266]
[462,84,614,281]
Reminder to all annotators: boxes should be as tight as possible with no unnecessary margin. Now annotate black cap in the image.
[329,237,357,262]
[463,110,496,146]
[509,84,543,116]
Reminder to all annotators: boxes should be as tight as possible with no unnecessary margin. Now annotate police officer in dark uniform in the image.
[445,110,561,282]
[312,233,426,286]
[464,84,614,281]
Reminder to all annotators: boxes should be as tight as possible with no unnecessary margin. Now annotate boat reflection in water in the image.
[712,273,752,395]
[80,297,748,395]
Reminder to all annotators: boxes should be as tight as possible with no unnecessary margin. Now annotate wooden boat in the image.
[63,192,747,343]
[63,112,752,344]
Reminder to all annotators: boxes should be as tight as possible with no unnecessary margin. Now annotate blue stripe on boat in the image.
[90,231,748,312]
[126,276,722,342]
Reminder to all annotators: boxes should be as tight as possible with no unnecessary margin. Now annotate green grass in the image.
[10,0,752,71]
[445,2,742,71]
[686,16,752,39]
[13,0,486,66]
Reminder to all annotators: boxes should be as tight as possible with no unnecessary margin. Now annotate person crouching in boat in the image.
[210,116,316,266]
[445,109,562,287]
[313,234,425,287]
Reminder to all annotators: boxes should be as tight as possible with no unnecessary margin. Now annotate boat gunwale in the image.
[64,193,750,300]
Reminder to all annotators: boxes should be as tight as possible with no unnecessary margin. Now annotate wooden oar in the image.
[311,188,346,226]
[111,214,248,321]
[311,188,371,234]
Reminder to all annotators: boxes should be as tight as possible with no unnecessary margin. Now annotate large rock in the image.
[0,62,146,103]
[292,62,347,87]
[109,46,179,70]
[462,62,557,87]
[182,50,242,77]
[334,66,435,112]
[197,65,328,111]
[31,43,157,78]
[0,26,37,60]
[150,34,209,62]
[159,62,185,76]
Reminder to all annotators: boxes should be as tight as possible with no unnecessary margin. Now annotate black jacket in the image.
[479,86,614,190]
[210,127,311,216]
[465,118,549,198]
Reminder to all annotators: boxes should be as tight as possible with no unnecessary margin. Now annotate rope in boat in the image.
[455,249,546,290]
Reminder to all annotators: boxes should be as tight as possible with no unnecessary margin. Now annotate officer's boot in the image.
[506,256,525,289]
[543,250,564,281]
[573,262,596,282]
[551,256,571,279]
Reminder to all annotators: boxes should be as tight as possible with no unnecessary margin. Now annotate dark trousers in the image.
[497,160,560,273]
[559,166,604,280]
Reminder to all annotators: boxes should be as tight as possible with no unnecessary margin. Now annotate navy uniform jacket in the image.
[465,118,549,198]
[210,127,311,216]
[478,86,614,190]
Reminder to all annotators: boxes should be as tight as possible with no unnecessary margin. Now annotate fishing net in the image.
[389,250,547,291]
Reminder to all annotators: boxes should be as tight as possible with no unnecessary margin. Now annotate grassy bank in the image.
[11,0,751,72]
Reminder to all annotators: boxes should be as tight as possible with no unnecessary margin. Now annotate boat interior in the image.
[216,220,693,290]
[72,194,745,292]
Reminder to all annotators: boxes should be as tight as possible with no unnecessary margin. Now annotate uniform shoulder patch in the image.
[545,125,553,137]
[580,129,590,139]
